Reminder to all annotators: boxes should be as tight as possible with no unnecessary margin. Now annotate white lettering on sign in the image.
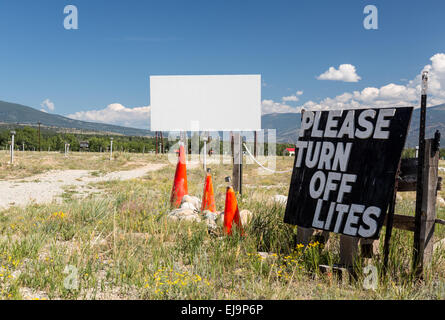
[299,109,395,140]
[300,111,314,137]
[324,110,343,138]
[355,109,376,139]
[358,206,381,237]
[373,108,395,139]
[309,171,326,199]
[343,204,365,236]
[296,108,399,237]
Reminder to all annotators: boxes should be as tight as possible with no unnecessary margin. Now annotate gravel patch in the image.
[0,164,167,210]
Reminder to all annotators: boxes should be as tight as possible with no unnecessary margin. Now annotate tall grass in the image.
[0,156,443,299]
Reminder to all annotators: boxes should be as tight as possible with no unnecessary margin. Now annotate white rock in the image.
[176,209,196,217]
[206,220,217,230]
[438,197,445,207]
[181,195,201,209]
[240,209,253,225]
[272,195,287,205]
[203,210,218,222]
[168,208,196,218]
[180,202,196,211]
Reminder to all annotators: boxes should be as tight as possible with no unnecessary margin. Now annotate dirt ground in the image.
[0,163,167,209]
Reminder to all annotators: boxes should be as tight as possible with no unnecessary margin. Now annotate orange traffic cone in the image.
[223,177,243,236]
[201,168,216,213]
[170,143,188,208]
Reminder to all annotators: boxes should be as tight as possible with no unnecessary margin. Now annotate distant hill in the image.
[262,104,445,147]
[262,112,301,144]
[406,104,445,147]
[1,100,444,147]
[0,101,151,137]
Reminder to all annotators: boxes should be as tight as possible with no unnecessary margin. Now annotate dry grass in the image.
[0,150,167,180]
[0,153,443,300]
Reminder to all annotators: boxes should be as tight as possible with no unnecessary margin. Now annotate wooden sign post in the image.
[155,131,158,154]
[232,132,243,195]
[413,71,430,275]
[379,134,442,275]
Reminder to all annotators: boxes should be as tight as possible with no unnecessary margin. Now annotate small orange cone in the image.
[170,143,188,208]
[223,177,243,236]
[201,168,216,213]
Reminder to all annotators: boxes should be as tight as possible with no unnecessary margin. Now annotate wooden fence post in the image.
[339,235,360,267]
[296,227,330,248]
[361,238,379,259]
[413,137,440,275]
[296,226,314,246]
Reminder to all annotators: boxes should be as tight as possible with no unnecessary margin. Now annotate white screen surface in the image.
[150,75,261,131]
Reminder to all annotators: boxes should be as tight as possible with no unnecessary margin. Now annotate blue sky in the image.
[1,0,445,128]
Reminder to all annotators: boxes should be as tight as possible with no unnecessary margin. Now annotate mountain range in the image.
[1,100,444,147]
[0,101,151,136]
[262,104,445,147]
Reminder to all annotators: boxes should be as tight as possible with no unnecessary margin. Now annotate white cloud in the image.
[261,99,301,114]
[282,95,299,102]
[431,53,445,74]
[263,53,445,114]
[282,90,304,102]
[67,103,151,129]
[40,98,55,112]
[317,64,361,82]
[67,54,445,122]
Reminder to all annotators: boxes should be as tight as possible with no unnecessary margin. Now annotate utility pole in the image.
[413,71,428,274]
[38,121,41,152]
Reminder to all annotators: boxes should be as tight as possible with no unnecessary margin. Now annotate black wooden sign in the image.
[284,107,413,239]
